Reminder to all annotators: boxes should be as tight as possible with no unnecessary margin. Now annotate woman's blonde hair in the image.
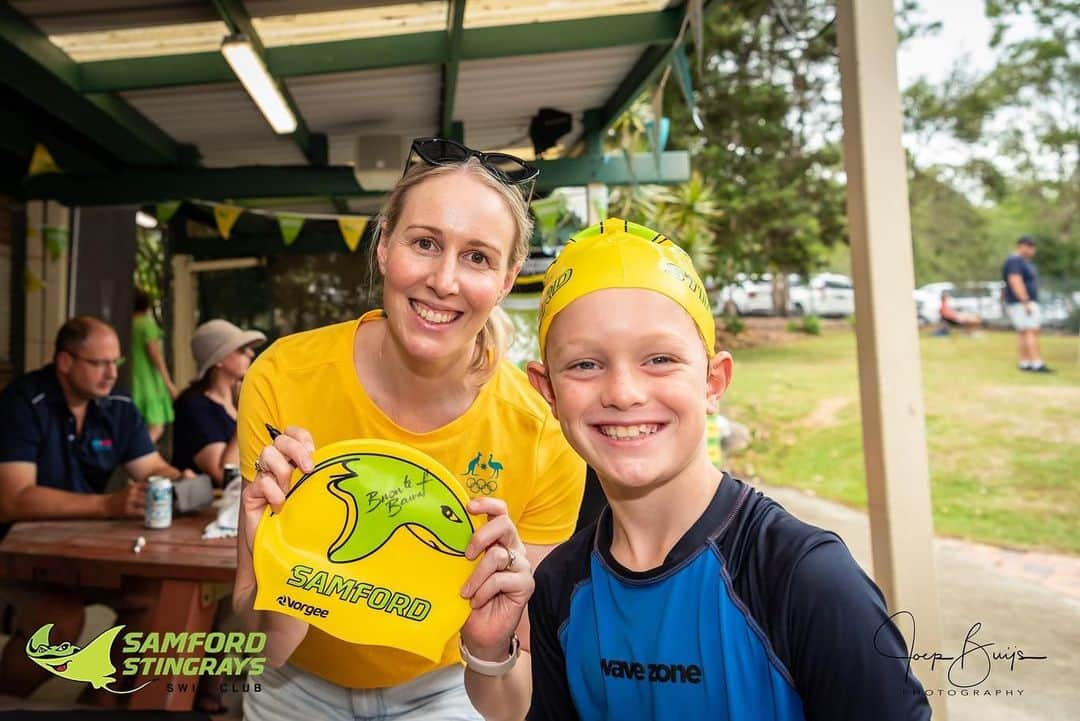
[370,157,534,380]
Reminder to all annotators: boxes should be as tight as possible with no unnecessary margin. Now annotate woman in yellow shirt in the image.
[235,138,585,721]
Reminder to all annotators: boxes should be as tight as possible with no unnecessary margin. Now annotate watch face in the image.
[254,438,481,661]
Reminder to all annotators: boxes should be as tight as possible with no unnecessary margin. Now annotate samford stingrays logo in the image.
[280,452,475,562]
[26,624,266,692]
[26,624,151,693]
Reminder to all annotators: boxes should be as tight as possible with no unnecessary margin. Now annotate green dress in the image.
[131,313,174,425]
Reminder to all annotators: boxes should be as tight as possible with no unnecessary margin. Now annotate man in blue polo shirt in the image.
[1002,235,1053,373]
[0,316,190,696]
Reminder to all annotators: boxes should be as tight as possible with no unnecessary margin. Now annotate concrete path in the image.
[763,483,1080,721]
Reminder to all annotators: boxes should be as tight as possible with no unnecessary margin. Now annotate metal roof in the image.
[1,0,700,208]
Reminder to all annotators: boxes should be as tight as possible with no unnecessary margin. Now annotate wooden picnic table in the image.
[0,511,237,711]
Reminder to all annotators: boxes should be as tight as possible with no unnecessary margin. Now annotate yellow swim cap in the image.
[253,439,481,661]
[537,217,715,359]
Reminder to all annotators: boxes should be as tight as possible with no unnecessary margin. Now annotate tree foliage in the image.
[902,0,1078,284]
[665,0,847,285]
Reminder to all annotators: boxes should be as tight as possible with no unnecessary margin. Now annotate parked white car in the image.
[714,272,855,317]
[789,273,855,317]
[713,274,789,315]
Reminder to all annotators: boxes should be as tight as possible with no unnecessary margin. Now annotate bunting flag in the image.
[43,227,69,262]
[277,214,305,246]
[156,201,181,226]
[27,144,60,177]
[213,204,244,239]
[338,216,369,252]
[671,45,703,131]
[24,267,45,294]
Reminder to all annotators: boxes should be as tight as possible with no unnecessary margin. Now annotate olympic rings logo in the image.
[467,476,498,496]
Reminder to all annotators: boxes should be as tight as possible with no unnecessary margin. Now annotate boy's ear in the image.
[526,361,559,420]
[705,351,733,415]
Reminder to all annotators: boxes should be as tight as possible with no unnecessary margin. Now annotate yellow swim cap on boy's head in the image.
[537,218,716,359]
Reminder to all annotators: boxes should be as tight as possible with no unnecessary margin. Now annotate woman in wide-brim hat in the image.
[171,319,265,486]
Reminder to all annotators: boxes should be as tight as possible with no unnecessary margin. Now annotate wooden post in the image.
[170,253,196,388]
[836,0,947,714]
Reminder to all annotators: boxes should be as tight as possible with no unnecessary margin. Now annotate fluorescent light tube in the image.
[221,35,297,134]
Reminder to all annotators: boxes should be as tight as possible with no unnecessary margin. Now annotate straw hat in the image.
[192,319,266,379]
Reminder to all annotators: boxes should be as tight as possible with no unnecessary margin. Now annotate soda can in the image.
[223,464,241,485]
[145,475,173,529]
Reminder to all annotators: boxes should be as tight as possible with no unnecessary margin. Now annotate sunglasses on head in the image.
[405,137,539,202]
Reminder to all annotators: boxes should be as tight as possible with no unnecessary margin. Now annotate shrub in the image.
[789,314,822,335]
[724,314,745,335]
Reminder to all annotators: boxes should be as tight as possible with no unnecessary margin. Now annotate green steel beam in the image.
[0,108,32,157]
[533,151,689,192]
[0,3,188,167]
[573,0,719,155]
[0,108,111,172]
[22,152,690,205]
[79,11,682,93]
[23,166,377,205]
[440,0,467,139]
[210,0,326,166]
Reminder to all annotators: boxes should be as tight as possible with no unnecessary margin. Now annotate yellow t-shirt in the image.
[238,311,585,688]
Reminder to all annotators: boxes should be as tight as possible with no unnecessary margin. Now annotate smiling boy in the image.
[525,219,930,721]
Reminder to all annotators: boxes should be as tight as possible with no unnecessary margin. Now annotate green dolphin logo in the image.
[25,624,151,693]
[283,452,473,563]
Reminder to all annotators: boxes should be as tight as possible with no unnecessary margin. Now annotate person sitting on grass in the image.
[937,290,982,333]
[522,219,930,720]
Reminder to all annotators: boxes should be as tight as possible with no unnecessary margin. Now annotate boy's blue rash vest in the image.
[528,475,931,721]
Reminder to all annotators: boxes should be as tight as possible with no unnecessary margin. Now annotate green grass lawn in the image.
[721,326,1080,554]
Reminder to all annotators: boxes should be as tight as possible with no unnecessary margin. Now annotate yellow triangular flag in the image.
[24,267,45,293]
[338,216,369,252]
[28,144,60,177]
[214,204,244,239]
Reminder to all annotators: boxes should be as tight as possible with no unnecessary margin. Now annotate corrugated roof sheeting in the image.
[286,66,440,165]
[457,45,645,151]
[121,83,306,167]
[10,0,215,34]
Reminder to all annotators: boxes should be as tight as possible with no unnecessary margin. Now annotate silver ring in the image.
[254,458,265,475]
[502,548,516,572]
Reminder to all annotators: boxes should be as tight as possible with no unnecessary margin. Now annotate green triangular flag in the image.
[277,214,305,246]
[43,227,69,261]
[156,201,181,226]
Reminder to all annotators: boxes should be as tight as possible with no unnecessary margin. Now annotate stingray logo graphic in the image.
[25,624,151,694]
[289,452,474,563]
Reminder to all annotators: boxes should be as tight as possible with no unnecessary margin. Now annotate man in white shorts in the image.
[1001,235,1053,373]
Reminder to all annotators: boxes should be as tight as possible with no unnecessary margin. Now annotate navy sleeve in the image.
[175,396,233,460]
[528,551,581,721]
[0,383,41,463]
[114,398,156,463]
[785,541,930,721]
[1002,256,1024,278]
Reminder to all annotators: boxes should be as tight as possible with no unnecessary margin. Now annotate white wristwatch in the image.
[459,635,520,677]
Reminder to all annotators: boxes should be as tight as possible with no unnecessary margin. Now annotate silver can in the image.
[223,464,241,485]
[145,475,173,529]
